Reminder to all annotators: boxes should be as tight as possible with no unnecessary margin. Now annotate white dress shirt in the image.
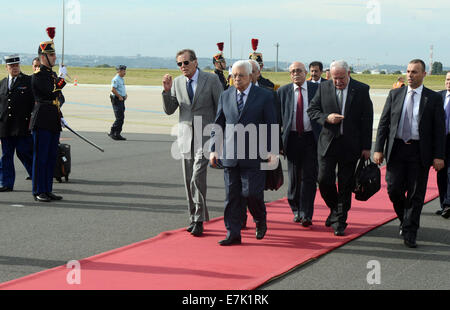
[291,81,312,132]
[8,75,16,90]
[397,84,423,140]
[236,83,252,107]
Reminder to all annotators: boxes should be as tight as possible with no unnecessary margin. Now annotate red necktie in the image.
[296,87,304,135]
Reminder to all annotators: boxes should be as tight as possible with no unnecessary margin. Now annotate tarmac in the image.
[0,84,448,290]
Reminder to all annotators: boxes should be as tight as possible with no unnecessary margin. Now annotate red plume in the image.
[46,27,56,40]
[251,38,259,51]
[217,42,224,52]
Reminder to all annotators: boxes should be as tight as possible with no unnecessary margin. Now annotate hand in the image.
[163,74,173,92]
[373,152,384,165]
[433,159,445,172]
[118,95,124,101]
[361,150,371,161]
[326,113,344,124]
[124,95,128,100]
[209,152,219,168]
[61,117,68,128]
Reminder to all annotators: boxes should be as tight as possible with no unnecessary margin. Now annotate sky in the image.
[1,0,449,67]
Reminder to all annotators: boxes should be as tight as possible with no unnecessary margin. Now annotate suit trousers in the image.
[317,137,358,230]
[436,134,450,210]
[286,131,318,220]
[224,165,266,238]
[0,135,33,188]
[110,96,125,135]
[182,149,209,223]
[386,139,429,238]
[32,129,60,195]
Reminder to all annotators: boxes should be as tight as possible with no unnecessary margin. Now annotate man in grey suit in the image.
[162,49,223,237]
[278,62,320,227]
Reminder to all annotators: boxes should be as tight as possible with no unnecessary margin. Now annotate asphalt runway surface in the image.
[0,131,448,290]
[0,85,449,290]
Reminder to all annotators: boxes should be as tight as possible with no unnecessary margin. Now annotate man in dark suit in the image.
[0,55,34,192]
[436,72,450,219]
[374,59,446,248]
[210,60,277,246]
[307,61,327,84]
[278,62,320,226]
[307,60,373,236]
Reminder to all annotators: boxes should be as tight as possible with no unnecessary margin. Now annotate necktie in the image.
[9,77,16,90]
[337,89,343,112]
[187,79,194,103]
[401,90,416,142]
[445,95,450,134]
[296,87,304,135]
[237,92,244,115]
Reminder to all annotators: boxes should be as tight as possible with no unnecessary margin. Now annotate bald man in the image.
[277,62,320,226]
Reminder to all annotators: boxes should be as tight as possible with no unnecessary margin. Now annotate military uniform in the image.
[31,40,66,202]
[0,55,34,191]
[213,42,229,90]
[249,38,275,91]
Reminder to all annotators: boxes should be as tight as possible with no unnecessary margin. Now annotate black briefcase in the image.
[54,143,71,183]
[265,160,284,191]
[353,158,381,201]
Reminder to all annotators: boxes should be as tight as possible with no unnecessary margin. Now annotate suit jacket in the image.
[374,86,446,167]
[162,69,223,154]
[307,78,373,160]
[278,81,321,155]
[0,73,35,138]
[439,90,448,104]
[211,84,277,168]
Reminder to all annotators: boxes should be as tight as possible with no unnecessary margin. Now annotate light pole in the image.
[62,0,65,65]
[274,43,279,72]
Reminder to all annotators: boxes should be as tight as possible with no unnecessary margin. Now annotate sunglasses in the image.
[177,60,191,67]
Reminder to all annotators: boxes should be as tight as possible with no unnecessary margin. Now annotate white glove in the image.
[61,117,68,128]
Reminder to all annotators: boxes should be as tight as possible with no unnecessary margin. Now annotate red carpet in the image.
[0,167,439,290]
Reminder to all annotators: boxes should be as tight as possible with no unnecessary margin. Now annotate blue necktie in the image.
[237,92,244,115]
[187,79,194,103]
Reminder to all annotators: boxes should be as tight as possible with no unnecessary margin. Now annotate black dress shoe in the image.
[334,228,345,236]
[186,222,195,232]
[435,209,443,215]
[115,134,127,141]
[191,222,203,237]
[47,192,63,200]
[404,237,417,248]
[301,218,312,227]
[442,206,450,219]
[26,177,32,180]
[256,222,267,240]
[0,187,13,192]
[293,215,302,223]
[34,193,51,202]
[218,236,241,246]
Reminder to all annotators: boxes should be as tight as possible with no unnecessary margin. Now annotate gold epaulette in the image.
[33,68,41,74]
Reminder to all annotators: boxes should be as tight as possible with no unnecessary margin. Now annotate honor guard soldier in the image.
[30,31,66,202]
[213,42,229,90]
[249,38,275,90]
[0,55,34,191]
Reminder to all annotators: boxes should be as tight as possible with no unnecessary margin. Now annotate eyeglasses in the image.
[290,69,304,74]
[177,60,191,67]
